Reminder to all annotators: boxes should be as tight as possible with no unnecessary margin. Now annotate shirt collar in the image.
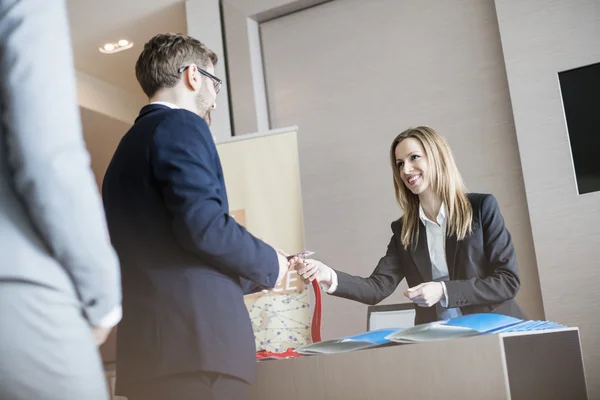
[150,101,179,109]
[419,202,446,226]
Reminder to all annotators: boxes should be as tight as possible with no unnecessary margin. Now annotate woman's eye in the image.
[396,162,403,168]
[411,155,420,160]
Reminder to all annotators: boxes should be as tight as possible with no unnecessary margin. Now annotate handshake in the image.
[275,249,334,287]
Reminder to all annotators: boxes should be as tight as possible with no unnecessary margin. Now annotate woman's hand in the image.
[404,282,445,307]
[295,259,333,286]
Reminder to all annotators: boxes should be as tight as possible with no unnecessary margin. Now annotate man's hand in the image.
[92,326,112,346]
[260,249,295,293]
[275,248,290,258]
[295,259,333,286]
[404,282,444,307]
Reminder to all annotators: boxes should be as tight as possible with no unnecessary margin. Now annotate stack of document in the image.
[386,313,565,343]
[296,313,566,355]
[295,328,399,355]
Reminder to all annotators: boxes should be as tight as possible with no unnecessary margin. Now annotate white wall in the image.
[260,0,543,340]
[224,0,331,20]
[186,0,232,142]
[80,107,131,190]
[222,0,332,135]
[76,70,145,125]
[222,2,264,135]
[495,0,600,397]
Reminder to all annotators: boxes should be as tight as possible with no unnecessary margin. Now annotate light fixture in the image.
[99,39,134,54]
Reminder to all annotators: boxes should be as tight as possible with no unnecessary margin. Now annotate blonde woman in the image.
[296,126,525,324]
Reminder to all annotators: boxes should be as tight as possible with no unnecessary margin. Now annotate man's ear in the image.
[185,64,201,90]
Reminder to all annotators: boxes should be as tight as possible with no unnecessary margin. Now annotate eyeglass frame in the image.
[178,64,222,94]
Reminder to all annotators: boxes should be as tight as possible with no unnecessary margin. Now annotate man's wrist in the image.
[276,252,288,286]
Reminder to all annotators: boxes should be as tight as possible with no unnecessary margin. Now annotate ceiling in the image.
[66,0,332,98]
[66,0,187,97]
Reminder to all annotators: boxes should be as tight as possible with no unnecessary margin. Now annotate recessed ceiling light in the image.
[99,40,134,54]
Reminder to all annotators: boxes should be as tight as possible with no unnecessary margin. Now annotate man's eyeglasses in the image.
[178,65,222,94]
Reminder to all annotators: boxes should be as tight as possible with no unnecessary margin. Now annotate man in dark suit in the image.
[102,33,290,400]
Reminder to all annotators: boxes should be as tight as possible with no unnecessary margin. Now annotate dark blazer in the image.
[333,193,525,325]
[102,104,279,394]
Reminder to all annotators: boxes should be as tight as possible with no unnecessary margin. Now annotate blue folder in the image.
[342,328,402,345]
[444,313,523,333]
[297,314,567,355]
[444,313,566,334]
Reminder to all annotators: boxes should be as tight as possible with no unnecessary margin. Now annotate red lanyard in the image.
[310,279,322,343]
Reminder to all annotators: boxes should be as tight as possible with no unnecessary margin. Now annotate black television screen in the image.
[558,61,600,195]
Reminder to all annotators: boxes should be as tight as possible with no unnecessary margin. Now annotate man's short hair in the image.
[135,33,218,98]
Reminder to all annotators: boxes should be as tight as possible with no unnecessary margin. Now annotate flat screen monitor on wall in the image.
[558,61,600,195]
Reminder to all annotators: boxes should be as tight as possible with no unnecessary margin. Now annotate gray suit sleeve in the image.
[0,0,121,325]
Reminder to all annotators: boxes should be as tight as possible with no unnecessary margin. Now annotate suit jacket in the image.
[0,0,120,325]
[333,193,525,325]
[102,104,279,393]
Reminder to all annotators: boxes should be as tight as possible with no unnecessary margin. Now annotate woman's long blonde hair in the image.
[389,126,472,250]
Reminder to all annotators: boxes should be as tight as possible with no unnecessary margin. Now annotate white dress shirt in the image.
[150,101,179,109]
[419,203,452,310]
[323,203,461,315]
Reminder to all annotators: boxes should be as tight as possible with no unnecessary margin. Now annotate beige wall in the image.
[186,0,233,142]
[222,0,332,135]
[224,0,332,21]
[80,107,131,190]
[217,128,314,352]
[76,71,145,126]
[260,0,544,340]
[495,0,600,396]
[222,2,261,135]
[80,107,131,364]
[217,129,305,255]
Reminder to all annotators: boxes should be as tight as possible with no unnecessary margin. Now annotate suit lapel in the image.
[445,234,458,280]
[411,222,433,282]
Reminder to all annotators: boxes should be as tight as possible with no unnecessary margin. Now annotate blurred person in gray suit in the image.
[0,1,121,399]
